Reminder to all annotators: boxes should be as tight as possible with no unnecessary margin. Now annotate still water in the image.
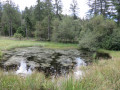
[16,57,86,78]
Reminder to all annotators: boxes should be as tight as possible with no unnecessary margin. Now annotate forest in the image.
[0,0,120,51]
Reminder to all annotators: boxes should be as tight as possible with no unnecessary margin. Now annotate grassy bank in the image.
[0,37,120,90]
[98,49,120,59]
[0,37,78,50]
[0,37,78,60]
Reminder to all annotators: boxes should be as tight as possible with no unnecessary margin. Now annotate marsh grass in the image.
[0,37,77,62]
[0,57,120,90]
[57,58,120,90]
[0,71,57,90]
[0,37,120,90]
[56,49,120,90]
[0,37,78,50]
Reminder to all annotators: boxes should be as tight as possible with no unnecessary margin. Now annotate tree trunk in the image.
[10,22,13,36]
[26,27,28,38]
[48,15,50,41]
[55,0,58,15]
[9,23,11,37]
[100,0,103,15]
[118,0,120,25]
[55,0,62,20]
[95,0,97,15]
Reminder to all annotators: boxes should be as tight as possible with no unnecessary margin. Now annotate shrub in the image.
[101,28,120,50]
[79,15,116,51]
[14,33,23,40]
[52,17,81,43]
[16,26,25,37]
[79,30,100,51]
[35,20,48,41]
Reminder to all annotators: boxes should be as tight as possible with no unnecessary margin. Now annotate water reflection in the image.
[16,61,32,75]
[74,58,86,79]
[15,57,86,78]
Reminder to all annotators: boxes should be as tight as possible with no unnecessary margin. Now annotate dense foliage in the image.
[0,0,120,50]
[52,16,81,42]
[79,15,116,51]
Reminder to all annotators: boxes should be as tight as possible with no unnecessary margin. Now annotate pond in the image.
[0,47,89,77]
[15,57,86,77]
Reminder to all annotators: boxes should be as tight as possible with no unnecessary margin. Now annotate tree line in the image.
[0,0,120,50]
[0,0,80,42]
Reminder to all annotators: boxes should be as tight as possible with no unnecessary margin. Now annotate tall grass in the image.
[57,49,120,90]
[0,37,120,90]
[0,59,119,90]
[0,71,57,90]
[57,58,120,90]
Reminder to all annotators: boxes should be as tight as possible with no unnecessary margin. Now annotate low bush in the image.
[79,15,116,51]
[52,17,81,43]
[14,33,23,40]
[101,28,120,50]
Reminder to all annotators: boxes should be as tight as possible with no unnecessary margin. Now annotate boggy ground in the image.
[0,37,120,90]
[1,47,83,76]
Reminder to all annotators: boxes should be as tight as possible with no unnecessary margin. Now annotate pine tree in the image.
[54,0,62,20]
[45,0,53,41]
[1,0,21,36]
[70,0,79,19]
[112,0,120,25]
[88,0,113,17]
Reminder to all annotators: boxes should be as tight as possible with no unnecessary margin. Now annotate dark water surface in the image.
[0,47,88,76]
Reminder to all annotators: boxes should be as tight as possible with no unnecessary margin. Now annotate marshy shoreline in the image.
[0,38,119,90]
